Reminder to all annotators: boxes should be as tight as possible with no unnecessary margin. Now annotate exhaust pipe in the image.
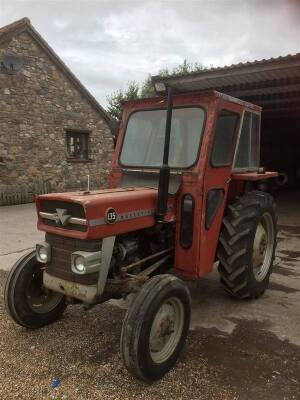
[156,86,173,223]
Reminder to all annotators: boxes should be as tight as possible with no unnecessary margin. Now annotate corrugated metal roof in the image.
[152,54,300,116]
[153,53,300,79]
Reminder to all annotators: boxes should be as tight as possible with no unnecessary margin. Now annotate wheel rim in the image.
[149,297,184,364]
[25,265,64,314]
[252,212,275,282]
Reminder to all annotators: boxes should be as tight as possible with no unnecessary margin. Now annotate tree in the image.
[139,74,156,98]
[106,60,205,123]
[172,59,204,75]
[106,81,139,123]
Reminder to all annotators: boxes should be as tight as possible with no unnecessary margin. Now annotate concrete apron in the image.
[190,226,300,346]
[189,192,300,346]
[0,203,43,271]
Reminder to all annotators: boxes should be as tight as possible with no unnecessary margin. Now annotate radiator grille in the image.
[45,233,101,285]
[40,200,87,232]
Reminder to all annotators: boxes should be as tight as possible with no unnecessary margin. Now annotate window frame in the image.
[118,106,207,170]
[210,108,241,168]
[65,129,91,162]
[233,109,261,172]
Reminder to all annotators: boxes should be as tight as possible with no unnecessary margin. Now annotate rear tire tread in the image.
[217,191,277,299]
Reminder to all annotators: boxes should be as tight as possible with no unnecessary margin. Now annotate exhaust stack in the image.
[156,86,173,223]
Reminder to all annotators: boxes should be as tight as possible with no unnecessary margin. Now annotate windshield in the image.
[120,107,205,168]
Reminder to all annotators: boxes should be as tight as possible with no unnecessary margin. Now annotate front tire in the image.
[4,250,67,329]
[217,191,277,299]
[120,274,191,382]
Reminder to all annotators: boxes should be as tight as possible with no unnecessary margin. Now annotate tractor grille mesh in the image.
[45,233,101,285]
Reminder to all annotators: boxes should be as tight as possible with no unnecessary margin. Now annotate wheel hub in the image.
[150,304,175,352]
[252,212,275,282]
[26,267,63,314]
[149,297,184,363]
[253,223,267,268]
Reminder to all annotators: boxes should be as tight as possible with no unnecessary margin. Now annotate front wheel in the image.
[217,191,277,299]
[4,250,67,329]
[120,274,191,382]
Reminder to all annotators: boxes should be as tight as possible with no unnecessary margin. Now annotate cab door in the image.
[198,105,242,276]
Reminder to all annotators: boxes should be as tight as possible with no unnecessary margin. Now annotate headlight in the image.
[71,251,102,275]
[154,81,166,93]
[36,242,51,263]
[73,256,86,274]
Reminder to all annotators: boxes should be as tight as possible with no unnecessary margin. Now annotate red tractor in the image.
[5,88,277,382]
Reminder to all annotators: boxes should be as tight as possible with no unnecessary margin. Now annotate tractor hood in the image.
[36,187,175,240]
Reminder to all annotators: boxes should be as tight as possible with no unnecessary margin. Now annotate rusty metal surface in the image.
[121,248,172,273]
[43,271,98,303]
[136,254,172,279]
[231,171,278,181]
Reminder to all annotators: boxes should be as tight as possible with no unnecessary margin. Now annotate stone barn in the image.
[0,18,113,204]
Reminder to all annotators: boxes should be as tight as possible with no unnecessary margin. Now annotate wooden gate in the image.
[0,180,51,206]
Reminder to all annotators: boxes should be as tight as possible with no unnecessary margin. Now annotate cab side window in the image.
[211,110,239,167]
[234,111,260,170]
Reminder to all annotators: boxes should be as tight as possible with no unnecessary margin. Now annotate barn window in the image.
[66,130,89,160]
[234,111,260,170]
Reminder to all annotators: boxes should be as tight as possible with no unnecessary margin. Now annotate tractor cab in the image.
[110,90,276,279]
[5,89,278,383]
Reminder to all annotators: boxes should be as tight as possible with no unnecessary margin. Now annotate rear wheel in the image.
[120,274,191,382]
[217,191,277,299]
[5,250,67,329]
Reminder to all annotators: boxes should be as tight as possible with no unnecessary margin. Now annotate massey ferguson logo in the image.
[55,208,71,226]
[105,208,117,224]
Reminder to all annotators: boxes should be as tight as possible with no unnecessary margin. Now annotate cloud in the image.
[0,0,299,106]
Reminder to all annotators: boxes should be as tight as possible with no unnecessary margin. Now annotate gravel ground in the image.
[1,197,300,399]
[1,269,300,400]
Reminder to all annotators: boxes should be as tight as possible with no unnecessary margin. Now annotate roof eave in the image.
[152,53,300,85]
[0,18,112,125]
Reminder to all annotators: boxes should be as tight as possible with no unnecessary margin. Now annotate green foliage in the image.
[171,59,204,75]
[139,74,156,98]
[106,81,139,123]
[106,59,206,123]
[154,59,204,78]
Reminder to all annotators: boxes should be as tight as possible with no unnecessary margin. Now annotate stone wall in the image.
[0,31,114,193]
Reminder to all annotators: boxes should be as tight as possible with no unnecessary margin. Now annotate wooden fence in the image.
[0,180,51,206]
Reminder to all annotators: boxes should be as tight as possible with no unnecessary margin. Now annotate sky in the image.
[0,0,299,107]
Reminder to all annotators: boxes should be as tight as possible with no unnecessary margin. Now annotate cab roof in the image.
[122,90,261,112]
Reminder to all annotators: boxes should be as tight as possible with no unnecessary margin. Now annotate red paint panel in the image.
[173,96,246,280]
[197,99,244,277]
[36,188,175,240]
[173,99,219,279]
